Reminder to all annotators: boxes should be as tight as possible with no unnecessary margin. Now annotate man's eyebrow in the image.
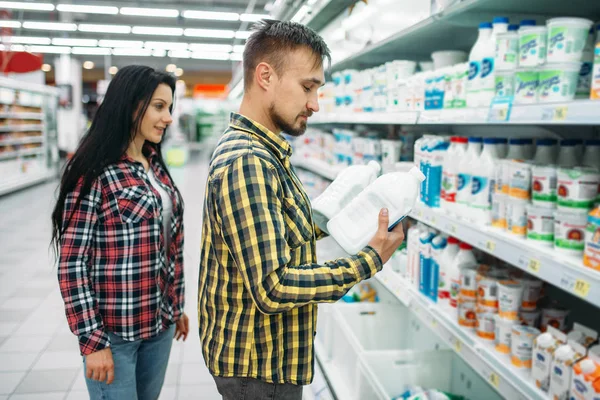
[303,78,325,87]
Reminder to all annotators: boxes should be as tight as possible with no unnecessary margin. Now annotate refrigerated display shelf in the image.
[0,137,44,146]
[410,204,600,308]
[375,264,545,400]
[0,125,44,132]
[0,170,54,196]
[292,157,345,181]
[0,113,44,120]
[314,340,353,400]
[310,101,600,126]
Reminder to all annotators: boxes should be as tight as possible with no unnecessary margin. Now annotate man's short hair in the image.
[243,19,331,90]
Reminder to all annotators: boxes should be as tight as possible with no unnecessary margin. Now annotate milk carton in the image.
[549,340,587,400]
[533,326,566,392]
[571,353,600,400]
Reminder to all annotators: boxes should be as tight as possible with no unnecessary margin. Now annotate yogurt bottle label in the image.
[592,44,600,100]
[515,70,539,103]
[495,74,515,97]
[509,163,532,201]
[520,34,546,66]
[527,214,555,244]
[532,166,558,205]
[548,27,588,60]
[496,36,518,69]
[456,172,471,204]
[555,218,586,252]
[442,171,457,203]
[557,168,600,210]
[577,61,593,97]
[471,175,492,209]
[480,57,495,91]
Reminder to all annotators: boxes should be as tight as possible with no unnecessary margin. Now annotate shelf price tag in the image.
[485,240,496,252]
[449,224,457,234]
[487,96,513,122]
[528,259,541,274]
[490,372,500,389]
[454,339,462,353]
[574,279,591,298]
[560,273,591,299]
[553,106,568,121]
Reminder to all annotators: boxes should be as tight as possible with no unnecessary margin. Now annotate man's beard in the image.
[269,103,307,137]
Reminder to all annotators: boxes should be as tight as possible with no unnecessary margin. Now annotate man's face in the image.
[268,47,325,137]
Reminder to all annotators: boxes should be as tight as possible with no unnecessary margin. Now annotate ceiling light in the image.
[120,7,179,18]
[57,4,118,14]
[188,43,232,52]
[8,36,51,45]
[0,1,54,11]
[235,31,252,40]
[83,61,95,69]
[233,45,245,53]
[112,48,153,57]
[109,66,118,75]
[230,52,243,61]
[240,13,269,22]
[0,44,24,51]
[191,52,231,61]
[0,21,21,28]
[166,64,177,73]
[132,26,183,36]
[28,45,71,54]
[145,41,188,50]
[175,68,184,77]
[152,49,167,57]
[52,38,98,47]
[72,47,111,55]
[168,50,190,59]
[291,5,310,22]
[98,39,143,48]
[184,28,234,39]
[79,24,131,34]
[182,10,239,21]
[41,63,52,72]
[23,21,77,31]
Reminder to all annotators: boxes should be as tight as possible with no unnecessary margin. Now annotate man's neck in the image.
[239,95,280,135]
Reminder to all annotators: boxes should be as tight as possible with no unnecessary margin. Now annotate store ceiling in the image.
[2,0,279,83]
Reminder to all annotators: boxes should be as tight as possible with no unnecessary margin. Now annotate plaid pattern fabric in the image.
[198,113,382,385]
[58,144,185,356]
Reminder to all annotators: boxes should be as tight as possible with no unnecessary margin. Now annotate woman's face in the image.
[137,83,174,144]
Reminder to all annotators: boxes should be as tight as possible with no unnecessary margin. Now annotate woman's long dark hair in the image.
[51,65,178,256]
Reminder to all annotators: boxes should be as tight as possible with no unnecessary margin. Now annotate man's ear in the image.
[255,62,274,91]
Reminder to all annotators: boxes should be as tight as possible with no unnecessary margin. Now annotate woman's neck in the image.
[127,136,146,161]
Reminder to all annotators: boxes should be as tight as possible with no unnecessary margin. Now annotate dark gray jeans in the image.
[212,376,303,400]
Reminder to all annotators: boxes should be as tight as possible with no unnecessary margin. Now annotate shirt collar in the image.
[229,112,292,160]
[120,142,159,164]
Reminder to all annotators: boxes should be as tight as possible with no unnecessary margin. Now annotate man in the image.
[198,19,405,400]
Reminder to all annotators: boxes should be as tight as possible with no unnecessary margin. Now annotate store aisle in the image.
[0,152,221,400]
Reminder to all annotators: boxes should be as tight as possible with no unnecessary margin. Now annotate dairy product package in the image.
[549,340,588,400]
[533,326,566,392]
[584,205,600,270]
[570,353,600,400]
[592,41,600,99]
[568,323,599,349]
[541,305,570,333]
[511,325,541,369]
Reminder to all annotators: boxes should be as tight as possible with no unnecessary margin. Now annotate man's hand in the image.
[367,208,405,265]
[175,313,189,341]
[85,347,114,384]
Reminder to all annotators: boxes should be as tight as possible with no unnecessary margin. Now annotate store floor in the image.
[0,152,222,400]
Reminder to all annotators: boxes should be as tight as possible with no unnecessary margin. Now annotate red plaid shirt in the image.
[58,144,184,355]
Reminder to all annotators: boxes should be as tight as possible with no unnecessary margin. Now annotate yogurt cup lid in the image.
[513,324,541,336]
[519,26,547,33]
[526,204,555,216]
[541,62,583,72]
[537,333,555,348]
[547,17,594,27]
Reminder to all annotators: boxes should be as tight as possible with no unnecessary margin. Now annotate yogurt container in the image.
[518,276,544,311]
[498,280,524,320]
[531,165,557,207]
[507,199,528,237]
[492,193,508,229]
[554,210,587,255]
[458,299,478,330]
[511,325,541,369]
[584,205,600,270]
[519,26,547,66]
[496,28,519,71]
[460,267,478,301]
[495,70,515,98]
[557,167,600,212]
[526,204,555,247]
[494,314,519,354]
[541,306,570,332]
[514,69,539,104]
[520,309,541,328]
[508,161,532,201]
[538,62,582,103]
[477,277,500,312]
[476,311,496,341]
[547,18,594,63]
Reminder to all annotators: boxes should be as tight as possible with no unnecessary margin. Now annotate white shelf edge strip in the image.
[0,170,54,196]
[375,265,546,400]
[0,125,44,132]
[411,204,600,307]
[313,340,353,400]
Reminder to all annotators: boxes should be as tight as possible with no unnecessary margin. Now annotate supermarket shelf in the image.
[0,170,54,196]
[310,101,600,126]
[0,137,44,146]
[292,157,345,181]
[375,265,545,400]
[0,113,44,120]
[410,204,600,308]
[305,0,356,32]
[314,340,353,400]
[0,125,43,132]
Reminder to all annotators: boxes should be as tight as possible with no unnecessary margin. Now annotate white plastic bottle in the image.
[456,137,483,217]
[448,242,478,314]
[442,136,468,214]
[312,161,381,233]
[470,138,498,225]
[467,22,493,107]
[406,223,423,284]
[418,230,435,295]
[533,138,558,165]
[500,138,531,194]
[327,166,426,255]
[480,17,510,107]
[438,236,459,306]
[583,139,600,170]
[557,139,580,168]
[496,24,520,71]
[430,234,447,302]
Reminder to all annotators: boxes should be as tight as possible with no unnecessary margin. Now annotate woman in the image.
[51,65,188,399]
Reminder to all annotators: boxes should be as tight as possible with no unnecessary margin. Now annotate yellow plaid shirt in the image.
[198,113,383,385]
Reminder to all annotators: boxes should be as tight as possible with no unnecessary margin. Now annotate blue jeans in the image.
[84,324,175,400]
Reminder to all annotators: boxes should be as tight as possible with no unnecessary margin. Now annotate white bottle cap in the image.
[555,345,574,361]
[581,359,597,374]
[536,333,554,349]
[409,166,426,182]
[367,160,382,174]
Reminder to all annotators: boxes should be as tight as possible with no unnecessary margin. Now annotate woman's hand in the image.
[174,313,189,341]
[85,347,115,384]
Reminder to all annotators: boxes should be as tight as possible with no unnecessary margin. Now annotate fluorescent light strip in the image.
[0,1,54,11]
[233,45,245,53]
[191,52,230,60]
[168,50,191,59]
[291,5,310,22]
[98,39,143,48]
[132,26,183,36]
[57,4,118,15]
[112,48,153,56]
[121,7,179,18]
[145,41,189,50]
[79,24,131,34]
[0,44,25,51]
[240,13,269,22]
[184,29,234,39]
[188,43,232,52]
[0,21,21,28]
[52,38,98,47]
[72,47,111,55]
[28,45,71,54]
[23,21,77,31]
[182,10,239,21]
[230,52,243,61]
[6,36,51,45]
[153,49,167,57]
[235,31,252,40]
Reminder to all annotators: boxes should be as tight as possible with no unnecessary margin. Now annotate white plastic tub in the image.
[547,18,594,62]
[431,50,467,69]
[519,26,547,66]
[514,69,539,104]
[538,62,582,103]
